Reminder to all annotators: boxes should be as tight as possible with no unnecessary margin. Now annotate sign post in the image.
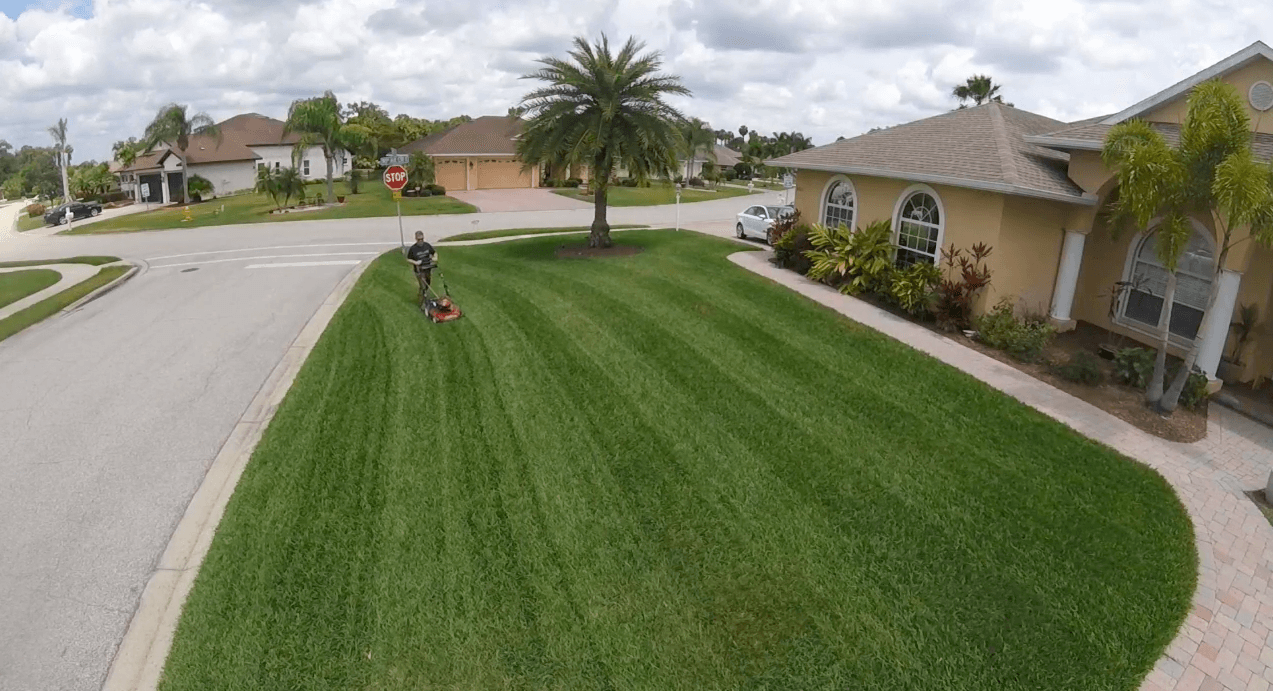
[675,183,682,231]
[782,173,795,205]
[140,182,151,211]
[383,165,409,249]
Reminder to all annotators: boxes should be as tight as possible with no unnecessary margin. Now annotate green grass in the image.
[16,213,46,232]
[69,179,476,234]
[0,269,60,309]
[440,224,647,242]
[0,265,130,343]
[554,183,753,206]
[0,256,120,268]
[160,230,1195,691]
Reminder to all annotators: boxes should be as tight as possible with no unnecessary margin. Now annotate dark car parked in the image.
[45,201,103,226]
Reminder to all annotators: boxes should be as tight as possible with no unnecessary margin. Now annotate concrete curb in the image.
[62,261,144,313]
[101,257,375,691]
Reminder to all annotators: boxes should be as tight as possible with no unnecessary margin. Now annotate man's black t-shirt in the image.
[407,241,435,269]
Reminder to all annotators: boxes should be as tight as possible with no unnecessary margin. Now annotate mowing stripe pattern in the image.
[160,230,1194,691]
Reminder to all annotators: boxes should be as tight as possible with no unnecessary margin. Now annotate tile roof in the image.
[402,116,521,156]
[767,102,1091,204]
[1026,121,1273,160]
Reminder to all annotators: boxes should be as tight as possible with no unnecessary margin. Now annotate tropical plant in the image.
[69,163,114,198]
[275,167,304,208]
[284,91,371,205]
[952,75,1009,108]
[772,222,814,274]
[255,167,283,209]
[517,34,689,248]
[888,262,942,315]
[186,174,214,199]
[48,118,71,201]
[804,223,855,284]
[681,117,715,181]
[766,208,801,246]
[804,220,894,295]
[934,243,994,331]
[1113,347,1157,389]
[349,168,361,195]
[977,299,1056,362]
[1103,79,1273,413]
[1053,352,1105,386]
[142,104,220,205]
[407,151,436,190]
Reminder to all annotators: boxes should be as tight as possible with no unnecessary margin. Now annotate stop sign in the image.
[383,165,408,191]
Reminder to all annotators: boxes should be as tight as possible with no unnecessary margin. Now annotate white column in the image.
[1049,229,1087,327]
[1196,269,1242,378]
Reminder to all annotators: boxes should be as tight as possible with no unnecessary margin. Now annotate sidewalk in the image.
[729,250,1273,691]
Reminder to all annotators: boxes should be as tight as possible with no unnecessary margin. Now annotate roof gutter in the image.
[1022,135,1103,151]
[766,160,1097,206]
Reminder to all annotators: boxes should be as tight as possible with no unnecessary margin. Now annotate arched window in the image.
[1122,227,1215,340]
[894,188,943,266]
[823,178,856,229]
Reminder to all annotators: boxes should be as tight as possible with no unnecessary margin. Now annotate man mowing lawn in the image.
[159,230,1195,691]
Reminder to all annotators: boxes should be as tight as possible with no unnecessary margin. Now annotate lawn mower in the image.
[417,264,463,323]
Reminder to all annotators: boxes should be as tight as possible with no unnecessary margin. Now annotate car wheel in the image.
[736,223,746,239]
[90,208,101,217]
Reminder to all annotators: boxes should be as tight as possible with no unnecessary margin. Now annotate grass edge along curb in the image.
[100,258,374,691]
[439,224,647,242]
[0,264,130,343]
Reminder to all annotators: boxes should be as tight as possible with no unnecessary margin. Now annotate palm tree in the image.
[1102,80,1273,412]
[284,91,371,205]
[681,117,715,180]
[952,75,1005,108]
[517,34,688,248]
[142,104,219,204]
[48,118,70,201]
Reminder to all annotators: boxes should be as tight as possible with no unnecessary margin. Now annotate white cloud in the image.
[2,0,1273,161]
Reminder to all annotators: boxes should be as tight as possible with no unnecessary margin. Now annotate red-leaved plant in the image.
[934,243,993,331]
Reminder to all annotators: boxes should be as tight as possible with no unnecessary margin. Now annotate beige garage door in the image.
[434,160,466,192]
[475,159,532,189]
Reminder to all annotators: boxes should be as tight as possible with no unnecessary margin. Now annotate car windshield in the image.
[766,206,790,218]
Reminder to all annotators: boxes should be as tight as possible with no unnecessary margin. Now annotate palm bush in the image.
[804,220,896,295]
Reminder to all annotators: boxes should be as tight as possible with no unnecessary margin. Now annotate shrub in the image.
[349,169,361,194]
[772,223,814,274]
[976,299,1056,362]
[426,184,445,195]
[1053,352,1104,385]
[766,208,801,246]
[723,168,738,181]
[1179,370,1211,410]
[565,177,583,188]
[934,243,993,332]
[888,262,942,315]
[804,219,894,295]
[687,177,705,188]
[674,174,684,184]
[1113,347,1155,388]
[25,203,46,217]
[620,177,638,187]
[187,175,214,197]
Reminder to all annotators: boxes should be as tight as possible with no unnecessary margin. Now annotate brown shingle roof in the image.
[115,113,309,172]
[767,102,1092,204]
[401,116,520,156]
[1026,121,1273,161]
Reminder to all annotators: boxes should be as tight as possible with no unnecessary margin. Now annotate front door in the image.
[167,172,185,204]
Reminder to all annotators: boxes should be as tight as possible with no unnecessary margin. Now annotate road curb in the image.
[101,257,375,691]
[62,261,144,313]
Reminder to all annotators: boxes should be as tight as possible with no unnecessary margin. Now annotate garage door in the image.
[475,160,532,189]
[434,160,466,192]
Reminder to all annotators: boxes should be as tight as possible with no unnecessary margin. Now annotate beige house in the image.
[402,116,540,191]
[770,40,1273,388]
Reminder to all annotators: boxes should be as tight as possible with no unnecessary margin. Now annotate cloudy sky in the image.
[1,0,1272,163]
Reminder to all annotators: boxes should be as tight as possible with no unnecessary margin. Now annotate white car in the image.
[736,204,794,243]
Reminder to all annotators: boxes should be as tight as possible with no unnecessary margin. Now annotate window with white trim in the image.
[1122,228,1214,340]
[303,159,311,176]
[823,179,855,229]
[894,191,942,266]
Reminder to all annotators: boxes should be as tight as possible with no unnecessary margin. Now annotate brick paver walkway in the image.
[730,251,1273,691]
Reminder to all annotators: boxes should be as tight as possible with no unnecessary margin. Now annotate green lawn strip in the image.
[440,224,647,242]
[0,265,129,343]
[553,183,752,206]
[16,213,46,232]
[0,269,61,309]
[68,180,476,234]
[160,230,1194,691]
[0,256,120,268]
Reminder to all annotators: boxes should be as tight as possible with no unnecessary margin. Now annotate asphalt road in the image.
[0,191,779,691]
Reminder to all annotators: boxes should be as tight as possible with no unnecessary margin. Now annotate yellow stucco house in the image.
[769,41,1273,387]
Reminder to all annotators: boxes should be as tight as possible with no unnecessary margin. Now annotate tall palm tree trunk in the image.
[1146,272,1179,406]
[325,152,335,205]
[590,182,611,248]
[59,152,70,201]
